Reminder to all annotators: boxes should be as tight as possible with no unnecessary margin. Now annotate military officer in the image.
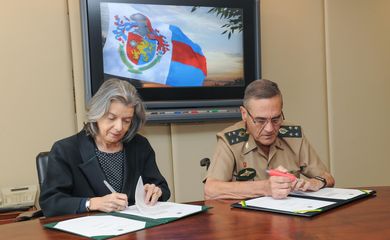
[204,79,335,200]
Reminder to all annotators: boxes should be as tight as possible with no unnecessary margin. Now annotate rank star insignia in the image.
[278,125,302,138]
[225,128,249,145]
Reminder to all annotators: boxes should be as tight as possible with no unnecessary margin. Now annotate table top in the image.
[0,207,36,225]
[1,186,389,240]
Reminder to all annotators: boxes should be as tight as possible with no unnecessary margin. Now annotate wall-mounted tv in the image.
[81,0,261,123]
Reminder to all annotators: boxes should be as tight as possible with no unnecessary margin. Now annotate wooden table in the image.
[0,207,35,225]
[1,186,389,240]
[0,211,24,225]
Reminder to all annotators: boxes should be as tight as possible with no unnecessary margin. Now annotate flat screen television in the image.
[81,0,261,123]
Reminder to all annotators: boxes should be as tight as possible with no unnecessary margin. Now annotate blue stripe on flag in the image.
[166,61,205,87]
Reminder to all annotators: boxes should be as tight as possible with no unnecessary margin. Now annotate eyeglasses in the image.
[244,107,284,128]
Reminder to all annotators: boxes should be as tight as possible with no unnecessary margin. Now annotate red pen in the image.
[267,169,297,181]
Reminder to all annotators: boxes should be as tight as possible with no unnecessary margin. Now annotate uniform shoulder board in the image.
[278,125,302,138]
[224,128,249,145]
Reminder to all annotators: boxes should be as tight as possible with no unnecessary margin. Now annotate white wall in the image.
[261,0,330,169]
[325,0,390,187]
[170,122,234,202]
[0,0,76,188]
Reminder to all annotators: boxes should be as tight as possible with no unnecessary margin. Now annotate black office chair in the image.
[16,152,49,221]
[36,152,49,187]
[200,158,210,170]
[15,152,49,221]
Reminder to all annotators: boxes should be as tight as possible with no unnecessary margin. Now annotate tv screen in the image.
[81,0,261,123]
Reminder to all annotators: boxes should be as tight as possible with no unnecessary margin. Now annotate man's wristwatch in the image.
[314,176,327,189]
[85,198,91,212]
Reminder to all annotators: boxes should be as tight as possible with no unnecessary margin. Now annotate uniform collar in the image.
[274,137,284,150]
[242,134,284,155]
[242,134,257,154]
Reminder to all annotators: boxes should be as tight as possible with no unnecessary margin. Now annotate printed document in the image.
[245,196,335,213]
[53,215,145,238]
[118,177,202,219]
[290,187,369,200]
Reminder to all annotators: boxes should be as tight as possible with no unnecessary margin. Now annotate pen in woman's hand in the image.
[103,180,117,193]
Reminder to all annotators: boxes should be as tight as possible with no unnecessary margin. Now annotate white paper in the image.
[120,176,202,219]
[121,202,202,219]
[54,215,145,238]
[134,176,160,214]
[245,196,335,213]
[290,187,369,200]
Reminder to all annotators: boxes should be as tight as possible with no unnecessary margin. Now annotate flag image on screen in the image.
[102,3,207,87]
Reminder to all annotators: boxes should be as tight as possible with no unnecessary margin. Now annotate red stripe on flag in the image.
[171,41,207,76]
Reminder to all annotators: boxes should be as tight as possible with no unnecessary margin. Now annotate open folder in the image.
[44,177,210,239]
[232,187,376,217]
[44,204,210,239]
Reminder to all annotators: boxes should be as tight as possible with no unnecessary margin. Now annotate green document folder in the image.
[44,205,210,239]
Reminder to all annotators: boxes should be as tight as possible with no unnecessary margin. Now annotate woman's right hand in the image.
[89,193,128,212]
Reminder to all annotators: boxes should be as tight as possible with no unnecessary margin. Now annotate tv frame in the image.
[81,0,261,123]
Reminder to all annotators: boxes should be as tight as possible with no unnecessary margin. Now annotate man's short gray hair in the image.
[84,78,146,142]
[243,79,283,108]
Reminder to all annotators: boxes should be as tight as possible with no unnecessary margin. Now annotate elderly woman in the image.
[39,78,170,217]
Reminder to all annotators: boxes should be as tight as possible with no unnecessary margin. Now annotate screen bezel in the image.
[82,0,260,105]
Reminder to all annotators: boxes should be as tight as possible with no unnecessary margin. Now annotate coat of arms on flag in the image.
[113,13,169,74]
[103,3,207,87]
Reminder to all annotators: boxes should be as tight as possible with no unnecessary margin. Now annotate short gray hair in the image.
[243,79,283,108]
[84,78,146,142]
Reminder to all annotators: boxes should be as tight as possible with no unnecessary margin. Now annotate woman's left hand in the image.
[144,184,162,205]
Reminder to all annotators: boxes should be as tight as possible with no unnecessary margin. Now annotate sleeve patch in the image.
[224,128,249,145]
[278,125,302,138]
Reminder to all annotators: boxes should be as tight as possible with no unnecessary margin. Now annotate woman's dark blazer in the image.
[39,130,170,217]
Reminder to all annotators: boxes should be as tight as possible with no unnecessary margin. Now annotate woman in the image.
[39,78,170,217]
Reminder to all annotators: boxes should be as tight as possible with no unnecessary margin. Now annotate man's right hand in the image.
[267,175,294,199]
[89,193,128,212]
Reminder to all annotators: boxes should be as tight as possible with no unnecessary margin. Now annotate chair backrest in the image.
[36,152,49,188]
